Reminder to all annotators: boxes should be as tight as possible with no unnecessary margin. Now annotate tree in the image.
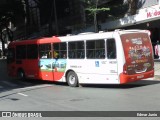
[126,0,138,15]
[0,12,14,56]
[0,0,24,41]
[81,0,110,32]
[31,0,59,35]
[0,0,24,55]
[0,13,13,42]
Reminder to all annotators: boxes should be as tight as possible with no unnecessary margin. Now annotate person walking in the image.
[0,49,2,58]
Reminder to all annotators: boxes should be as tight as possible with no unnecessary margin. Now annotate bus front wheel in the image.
[67,71,79,87]
[17,69,25,80]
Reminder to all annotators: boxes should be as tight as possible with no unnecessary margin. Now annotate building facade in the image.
[102,0,160,58]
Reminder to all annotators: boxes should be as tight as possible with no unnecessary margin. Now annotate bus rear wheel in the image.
[67,71,79,87]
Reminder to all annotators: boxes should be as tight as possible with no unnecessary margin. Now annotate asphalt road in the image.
[0,59,160,120]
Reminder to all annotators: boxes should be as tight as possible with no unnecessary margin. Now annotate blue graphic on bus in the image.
[39,59,66,72]
[95,61,99,67]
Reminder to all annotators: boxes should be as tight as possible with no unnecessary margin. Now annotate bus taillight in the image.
[145,30,151,36]
[148,31,151,36]
[123,63,127,74]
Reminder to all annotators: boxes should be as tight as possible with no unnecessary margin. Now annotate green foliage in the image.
[82,0,110,15]
[86,7,110,15]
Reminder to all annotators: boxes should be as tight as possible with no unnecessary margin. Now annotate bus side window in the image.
[107,39,116,59]
[86,40,105,59]
[53,42,67,59]
[16,45,26,59]
[68,41,84,59]
[39,44,51,59]
[27,44,38,59]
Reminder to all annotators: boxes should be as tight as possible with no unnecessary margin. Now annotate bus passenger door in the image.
[39,58,54,80]
[52,43,67,81]
[39,44,54,81]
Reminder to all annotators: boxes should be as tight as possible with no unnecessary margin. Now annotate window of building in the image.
[106,39,116,59]
[27,44,38,59]
[86,40,105,59]
[68,41,85,59]
[53,42,67,58]
[39,44,51,58]
[140,0,158,8]
[16,45,26,59]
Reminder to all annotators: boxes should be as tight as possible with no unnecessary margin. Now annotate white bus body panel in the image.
[66,59,119,84]
[59,31,125,84]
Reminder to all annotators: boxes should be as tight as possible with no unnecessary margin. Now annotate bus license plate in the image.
[137,75,144,79]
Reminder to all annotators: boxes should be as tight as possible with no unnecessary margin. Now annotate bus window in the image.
[16,45,26,59]
[27,44,38,59]
[86,40,105,59]
[107,39,116,59]
[39,44,51,58]
[53,42,67,59]
[68,41,85,59]
[7,48,15,63]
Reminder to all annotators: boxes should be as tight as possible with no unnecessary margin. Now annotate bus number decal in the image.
[101,61,107,64]
[109,61,117,64]
[70,65,82,68]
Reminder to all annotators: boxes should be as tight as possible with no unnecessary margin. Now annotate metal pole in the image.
[94,0,98,32]
[22,0,27,38]
[53,0,59,35]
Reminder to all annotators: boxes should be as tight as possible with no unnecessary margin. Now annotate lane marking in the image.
[15,80,33,86]
[2,81,18,87]
[18,93,28,97]
[18,84,53,91]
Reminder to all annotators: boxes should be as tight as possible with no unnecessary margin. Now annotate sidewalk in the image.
[154,59,160,80]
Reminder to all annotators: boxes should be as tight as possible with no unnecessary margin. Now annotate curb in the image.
[154,75,160,80]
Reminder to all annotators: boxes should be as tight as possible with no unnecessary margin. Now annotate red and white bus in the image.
[7,29,154,87]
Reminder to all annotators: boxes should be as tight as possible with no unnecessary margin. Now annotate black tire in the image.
[17,69,25,80]
[67,71,79,87]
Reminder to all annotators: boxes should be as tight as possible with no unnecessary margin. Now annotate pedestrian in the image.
[155,40,160,59]
[0,49,2,58]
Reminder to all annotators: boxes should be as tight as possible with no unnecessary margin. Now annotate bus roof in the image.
[8,36,61,46]
[9,29,149,47]
[58,29,149,41]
